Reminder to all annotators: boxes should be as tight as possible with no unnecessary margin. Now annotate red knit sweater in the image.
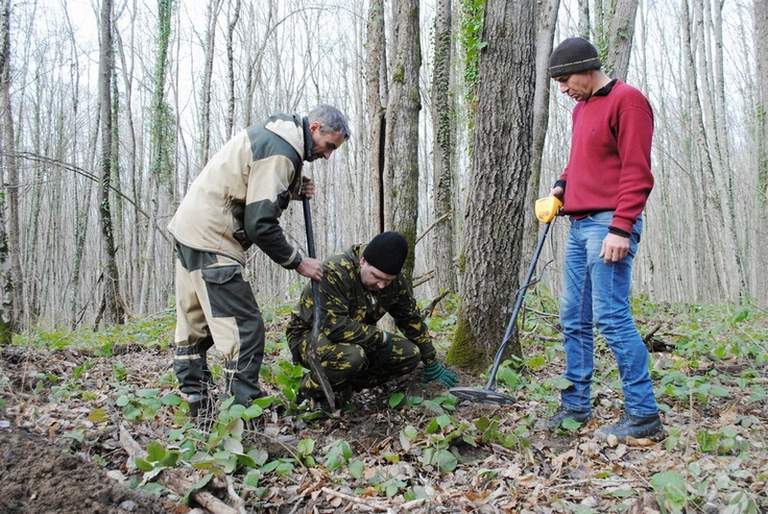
[559,80,654,234]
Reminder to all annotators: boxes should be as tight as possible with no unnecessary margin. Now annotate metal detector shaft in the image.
[302,198,337,411]
[483,221,553,391]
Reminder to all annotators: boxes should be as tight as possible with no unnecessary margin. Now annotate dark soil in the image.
[0,427,167,514]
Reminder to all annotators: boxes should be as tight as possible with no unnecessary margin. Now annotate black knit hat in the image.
[548,37,601,78]
[363,231,408,275]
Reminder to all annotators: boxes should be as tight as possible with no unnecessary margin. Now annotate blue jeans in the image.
[559,211,658,417]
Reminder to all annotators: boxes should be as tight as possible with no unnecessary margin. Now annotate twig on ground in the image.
[520,331,561,342]
[401,498,427,510]
[321,487,390,512]
[225,475,246,514]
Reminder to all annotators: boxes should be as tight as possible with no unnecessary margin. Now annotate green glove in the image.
[421,360,458,388]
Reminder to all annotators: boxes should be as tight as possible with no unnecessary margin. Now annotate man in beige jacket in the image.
[168,105,350,415]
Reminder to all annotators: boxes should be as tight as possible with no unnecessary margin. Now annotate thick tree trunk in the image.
[431,0,456,293]
[383,0,420,282]
[366,0,387,236]
[98,0,125,325]
[447,1,536,368]
[604,0,639,81]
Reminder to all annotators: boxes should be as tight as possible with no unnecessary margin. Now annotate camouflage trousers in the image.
[289,332,422,398]
[172,242,265,406]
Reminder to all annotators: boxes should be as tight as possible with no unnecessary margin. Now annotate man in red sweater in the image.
[545,37,665,442]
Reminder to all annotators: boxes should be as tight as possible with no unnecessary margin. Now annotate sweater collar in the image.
[594,78,619,97]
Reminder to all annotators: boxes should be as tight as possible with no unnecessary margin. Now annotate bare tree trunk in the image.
[447,0,536,367]
[225,0,240,137]
[115,0,139,307]
[681,0,738,298]
[0,0,19,329]
[383,0,421,282]
[97,0,125,325]
[604,0,639,80]
[431,0,456,293]
[0,0,13,341]
[139,0,174,314]
[198,0,221,169]
[578,0,591,39]
[523,0,560,273]
[757,0,768,200]
[366,0,387,236]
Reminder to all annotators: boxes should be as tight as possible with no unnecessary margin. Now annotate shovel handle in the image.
[301,198,337,411]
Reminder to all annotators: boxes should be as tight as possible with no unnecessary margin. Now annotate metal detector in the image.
[450,200,559,405]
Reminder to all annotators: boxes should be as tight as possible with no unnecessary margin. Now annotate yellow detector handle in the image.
[535,196,562,223]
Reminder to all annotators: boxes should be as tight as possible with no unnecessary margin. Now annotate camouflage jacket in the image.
[286,245,436,364]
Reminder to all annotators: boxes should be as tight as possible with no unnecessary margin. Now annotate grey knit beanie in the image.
[548,37,601,78]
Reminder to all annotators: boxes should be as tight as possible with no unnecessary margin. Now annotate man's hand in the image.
[600,233,630,263]
[550,186,564,199]
[421,360,458,388]
[296,257,323,281]
[300,176,316,200]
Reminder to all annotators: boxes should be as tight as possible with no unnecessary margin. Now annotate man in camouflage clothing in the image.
[286,231,458,401]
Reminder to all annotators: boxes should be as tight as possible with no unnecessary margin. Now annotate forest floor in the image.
[0,292,766,513]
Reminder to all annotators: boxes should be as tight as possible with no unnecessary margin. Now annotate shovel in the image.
[302,198,336,411]
[450,196,562,405]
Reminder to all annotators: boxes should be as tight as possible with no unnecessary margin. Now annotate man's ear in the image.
[309,120,321,132]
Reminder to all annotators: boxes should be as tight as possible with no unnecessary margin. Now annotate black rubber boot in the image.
[595,413,666,442]
[543,405,592,430]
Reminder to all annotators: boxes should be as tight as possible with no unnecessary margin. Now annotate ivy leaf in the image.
[134,457,154,472]
[253,396,274,409]
[388,392,405,408]
[243,404,263,420]
[248,448,269,467]
[560,417,583,431]
[551,377,573,390]
[650,471,687,514]
[146,441,167,463]
[244,470,261,488]
[160,393,182,406]
[436,414,452,429]
[297,438,315,456]
[435,449,458,472]
[348,459,364,479]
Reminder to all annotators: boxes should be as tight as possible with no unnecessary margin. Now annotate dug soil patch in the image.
[0,427,166,514]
